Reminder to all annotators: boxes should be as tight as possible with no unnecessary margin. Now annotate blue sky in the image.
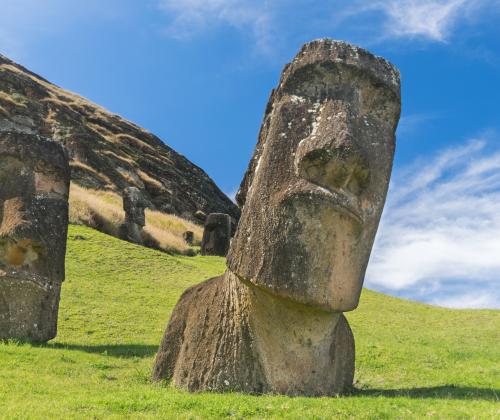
[1,0,500,308]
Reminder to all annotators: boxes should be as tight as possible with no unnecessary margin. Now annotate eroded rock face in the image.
[122,187,148,244]
[0,131,70,342]
[153,39,400,396]
[200,213,231,256]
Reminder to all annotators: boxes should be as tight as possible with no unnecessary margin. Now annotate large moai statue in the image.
[122,186,148,244]
[200,213,231,256]
[153,39,400,396]
[0,132,70,342]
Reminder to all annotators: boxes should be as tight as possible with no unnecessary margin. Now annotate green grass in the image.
[1,225,499,419]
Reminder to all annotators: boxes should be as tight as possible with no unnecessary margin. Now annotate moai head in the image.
[228,39,400,312]
[201,213,231,256]
[183,231,194,246]
[122,187,148,244]
[0,132,70,341]
[123,187,147,227]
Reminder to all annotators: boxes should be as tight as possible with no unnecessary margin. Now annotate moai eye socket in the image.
[297,144,370,196]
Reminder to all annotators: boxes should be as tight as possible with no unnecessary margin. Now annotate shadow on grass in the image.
[354,385,499,401]
[41,343,158,358]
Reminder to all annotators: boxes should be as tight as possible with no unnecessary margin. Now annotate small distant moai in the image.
[0,132,70,342]
[122,187,148,244]
[200,213,231,256]
[193,210,207,223]
[153,40,400,395]
[182,231,194,245]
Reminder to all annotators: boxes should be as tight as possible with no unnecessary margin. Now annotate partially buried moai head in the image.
[0,131,70,341]
[201,213,231,256]
[123,186,147,227]
[228,39,401,312]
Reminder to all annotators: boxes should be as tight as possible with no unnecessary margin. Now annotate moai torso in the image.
[0,132,70,342]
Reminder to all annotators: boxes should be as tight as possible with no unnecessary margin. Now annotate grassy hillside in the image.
[0,53,240,221]
[69,183,203,254]
[0,225,498,419]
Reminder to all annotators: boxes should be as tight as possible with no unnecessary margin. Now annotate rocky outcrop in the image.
[0,54,239,222]
[0,131,70,342]
[200,213,231,256]
[153,39,400,396]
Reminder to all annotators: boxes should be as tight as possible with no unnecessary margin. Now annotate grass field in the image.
[0,225,499,419]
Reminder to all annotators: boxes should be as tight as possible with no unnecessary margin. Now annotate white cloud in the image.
[366,136,500,309]
[157,0,276,53]
[397,113,438,136]
[225,188,238,203]
[373,0,469,42]
[431,291,498,309]
[157,0,498,50]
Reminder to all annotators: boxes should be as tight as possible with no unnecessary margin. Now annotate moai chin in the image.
[153,39,401,396]
[0,132,70,342]
[200,213,231,256]
[122,187,147,244]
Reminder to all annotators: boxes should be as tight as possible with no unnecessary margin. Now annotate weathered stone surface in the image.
[200,213,231,256]
[182,231,194,245]
[153,39,400,396]
[0,131,70,342]
[0,54,239,223]
[122,187,148,244]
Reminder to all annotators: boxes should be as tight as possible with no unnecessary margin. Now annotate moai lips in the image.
[153,39,400,396]
[0,131,70,342]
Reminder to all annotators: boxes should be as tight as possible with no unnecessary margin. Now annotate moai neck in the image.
[226,271,354,396]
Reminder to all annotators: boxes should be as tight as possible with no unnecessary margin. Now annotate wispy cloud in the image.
[397,113,438,136]
[366,0,469,42]
[157,0,498,52]
[366,135,500,309]
[225,188,238,203]
[157,0,276,53]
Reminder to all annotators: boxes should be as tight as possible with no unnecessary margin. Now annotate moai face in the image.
[123,187,146,227]
[0,132,70,341]
[201,213,231,256]
[228,40,401,312]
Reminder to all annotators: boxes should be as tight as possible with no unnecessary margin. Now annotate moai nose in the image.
[295,101,369,196]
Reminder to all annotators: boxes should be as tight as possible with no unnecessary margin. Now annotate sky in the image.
[1,0,500,308]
